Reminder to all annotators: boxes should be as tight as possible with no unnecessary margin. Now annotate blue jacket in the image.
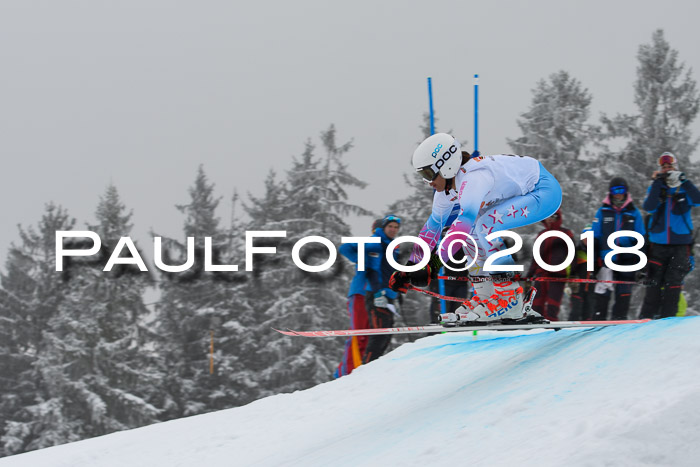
[338,243,368,297]
[339,228,398,299]
[592,195,646,265]
[365,227,399,300]
[365,228,399,300]
[643,178,700,245]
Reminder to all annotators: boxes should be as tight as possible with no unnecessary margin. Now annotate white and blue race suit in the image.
[409,154,563,276]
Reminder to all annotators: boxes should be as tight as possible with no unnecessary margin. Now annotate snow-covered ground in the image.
[3,317,700,467]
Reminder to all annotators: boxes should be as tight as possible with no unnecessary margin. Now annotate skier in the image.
[640,152,700,319]
[526,209,574,321]
[390,133,562,324]
[590,177,646,320]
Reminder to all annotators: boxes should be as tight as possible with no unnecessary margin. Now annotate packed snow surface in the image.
[3,317,700,467]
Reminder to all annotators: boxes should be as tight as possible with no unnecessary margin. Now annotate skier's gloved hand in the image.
[373,291,389,308]
[408,264,432,288]
[389,271,409,293]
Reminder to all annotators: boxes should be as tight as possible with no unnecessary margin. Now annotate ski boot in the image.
[500,286,548,325]
[439,275,548,326]
[439,278,501,327]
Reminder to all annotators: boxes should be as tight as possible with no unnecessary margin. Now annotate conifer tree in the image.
[601,29,700,200]
[508,70,600,236]
[0,204,76,454]
[245,125,370,394]
[1,188,161,454]
[155,167,257,418]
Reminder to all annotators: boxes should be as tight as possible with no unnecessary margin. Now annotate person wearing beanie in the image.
[640,152,700,319]
[591,177,646,320]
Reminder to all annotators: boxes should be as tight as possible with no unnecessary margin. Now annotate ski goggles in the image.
[382,215,401,226]
[658,153,676,166]
[610,185,627,195]
[416,165,439,183]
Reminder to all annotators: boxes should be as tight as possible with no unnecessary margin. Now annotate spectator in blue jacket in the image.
[334,218,382,378]
[640,153,700,319]
[591,177,646,320]
[364,215,401,363]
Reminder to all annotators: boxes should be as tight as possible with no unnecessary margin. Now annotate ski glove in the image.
[389,271,410,293]
[407,264,432,288]
[389,255,440,292]
[373,291,389,308]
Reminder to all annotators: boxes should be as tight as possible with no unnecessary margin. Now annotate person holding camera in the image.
[640,152,700,319]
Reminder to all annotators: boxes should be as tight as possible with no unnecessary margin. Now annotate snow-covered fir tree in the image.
[0,204,76,455]
[508,70,600,236]
[155,166,258,419]
[601,29,699,201]
[244,125,370,395]
[1,187,161,455]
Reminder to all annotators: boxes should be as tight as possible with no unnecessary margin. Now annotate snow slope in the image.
[3,317,700,467]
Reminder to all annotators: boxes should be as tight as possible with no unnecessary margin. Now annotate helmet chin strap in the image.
[445,178,454,192]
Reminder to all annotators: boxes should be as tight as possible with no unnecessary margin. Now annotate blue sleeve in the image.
[591,207,605,261]
[643,179,663,212]
[364,239,384,294]
[339,242,358,263]
[634,209,646,236]
[592,207,603,240]
[365,256,381,294]
[682,180,700,206]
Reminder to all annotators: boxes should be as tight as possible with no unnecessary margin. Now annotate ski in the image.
[274,319,652,337]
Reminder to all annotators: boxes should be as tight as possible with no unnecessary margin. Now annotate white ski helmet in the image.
[658,152,678,168]
[412,133,461,181]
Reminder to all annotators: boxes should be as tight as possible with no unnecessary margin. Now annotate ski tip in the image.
[273,328,298,336]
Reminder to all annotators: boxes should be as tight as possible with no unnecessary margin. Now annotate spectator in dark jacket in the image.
[640,153,700,319]
[591,177,646,320]
[526,209,574,321]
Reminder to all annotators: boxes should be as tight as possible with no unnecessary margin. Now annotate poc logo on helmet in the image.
[431,144,443,158]
[434,144,458,169]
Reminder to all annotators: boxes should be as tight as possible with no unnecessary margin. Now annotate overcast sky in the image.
[1,0,699,268]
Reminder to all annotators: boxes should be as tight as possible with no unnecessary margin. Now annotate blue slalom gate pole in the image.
[427,77,446,316]
[427,77,435,135]
[473,74,479,157]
